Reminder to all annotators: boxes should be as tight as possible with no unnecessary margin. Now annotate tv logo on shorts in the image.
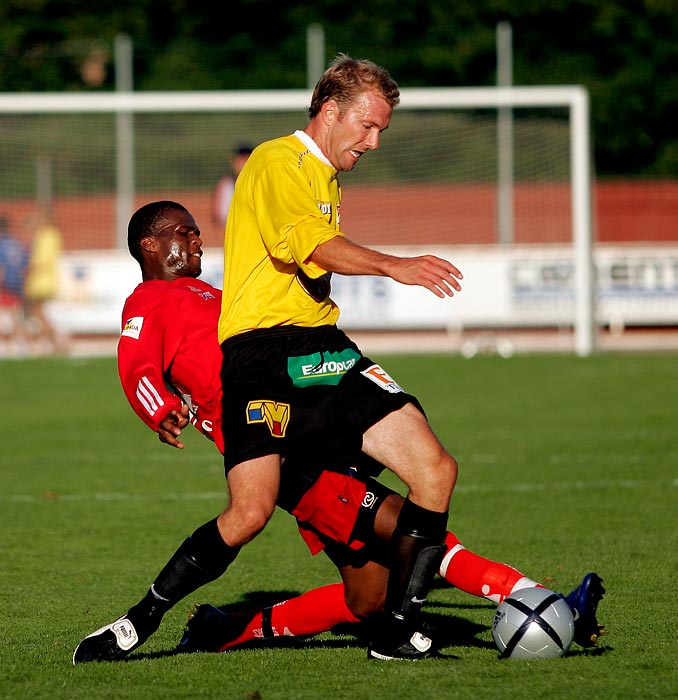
[246,400,290,438]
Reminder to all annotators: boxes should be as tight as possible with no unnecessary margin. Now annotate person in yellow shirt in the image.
[24,217,67,354]
[214,54,464,660]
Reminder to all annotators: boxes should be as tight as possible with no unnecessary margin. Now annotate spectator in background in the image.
[211,144,253,230]
[0,216,29,355]
[23,215,67,355]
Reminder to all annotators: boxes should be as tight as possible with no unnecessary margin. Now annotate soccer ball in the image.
[492,587,575,659]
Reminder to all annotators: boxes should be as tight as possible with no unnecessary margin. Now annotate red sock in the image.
[438,532,543,604]
[219,583,359,651]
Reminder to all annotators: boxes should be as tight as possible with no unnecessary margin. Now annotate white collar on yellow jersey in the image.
[293,130,335,170]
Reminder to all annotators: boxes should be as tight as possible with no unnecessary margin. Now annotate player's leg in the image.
[439,532,541,603]
[179,557,389,653]
[371,490,541,603]
[180,468,392,654]
[184,462,394,650]
[374,488,604,646]
[180,582,360,653]
[361,403,456,659]
[216,454,281,546]
[73,456,279,664]
[72,516,240,665]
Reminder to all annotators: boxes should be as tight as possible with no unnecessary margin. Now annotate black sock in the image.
[382,499,447,637]
[126,518,240,637]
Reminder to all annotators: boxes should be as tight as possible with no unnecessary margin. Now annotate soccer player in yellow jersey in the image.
[214,54,465,660]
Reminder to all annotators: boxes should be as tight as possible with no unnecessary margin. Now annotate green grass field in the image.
[1,352,676,699]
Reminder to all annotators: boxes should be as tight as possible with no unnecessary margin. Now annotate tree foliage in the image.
[1,0,676,176]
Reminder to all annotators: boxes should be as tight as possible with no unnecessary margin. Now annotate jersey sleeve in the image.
[254,158,342,279]
[117,292,183,434]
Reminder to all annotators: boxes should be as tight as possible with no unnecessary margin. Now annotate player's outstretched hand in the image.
[158,404,191,449]
[387,255,463,298]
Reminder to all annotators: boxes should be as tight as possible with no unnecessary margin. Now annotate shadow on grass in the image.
[126,588,497,663]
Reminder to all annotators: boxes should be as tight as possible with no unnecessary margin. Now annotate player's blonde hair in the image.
[308,54,400,119]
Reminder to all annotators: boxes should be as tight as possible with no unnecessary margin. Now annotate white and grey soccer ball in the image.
[492,587,575,659]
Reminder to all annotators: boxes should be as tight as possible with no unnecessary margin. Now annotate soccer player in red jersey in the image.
[73,201,604,664]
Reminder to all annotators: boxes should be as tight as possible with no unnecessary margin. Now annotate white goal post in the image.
[0,86,594,355]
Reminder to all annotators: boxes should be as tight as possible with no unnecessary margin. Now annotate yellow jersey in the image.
[218,131,344,342]
[24,224,62,301]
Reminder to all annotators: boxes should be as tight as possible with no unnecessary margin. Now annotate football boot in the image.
[564,572,606,647]
[178,603,233,653]
[367,629,443,660]
[72,615,143,664]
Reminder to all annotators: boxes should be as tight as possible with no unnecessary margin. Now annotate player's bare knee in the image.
[422,447,457,492]
[239,504,273,537]
[218,502,273,545]
[408,449,457,511]
[440,450,458,491]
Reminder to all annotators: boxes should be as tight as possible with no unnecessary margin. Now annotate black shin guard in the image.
[382,499,447,637]
[127,518,240,637]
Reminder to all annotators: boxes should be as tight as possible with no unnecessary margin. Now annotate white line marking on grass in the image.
[1,479,674,504]
[454,478,675,495]
[2,491,226,503]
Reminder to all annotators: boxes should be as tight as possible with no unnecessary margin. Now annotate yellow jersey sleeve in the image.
[218,134,344,342]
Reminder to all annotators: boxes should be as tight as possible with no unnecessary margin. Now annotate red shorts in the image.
[290,469,395,567]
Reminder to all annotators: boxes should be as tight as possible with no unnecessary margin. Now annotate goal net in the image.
[0,87,594,353]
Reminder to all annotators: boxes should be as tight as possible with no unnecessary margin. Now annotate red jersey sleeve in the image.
[117,283,183,434]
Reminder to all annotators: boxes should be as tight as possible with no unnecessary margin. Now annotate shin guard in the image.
[382,499,447,638]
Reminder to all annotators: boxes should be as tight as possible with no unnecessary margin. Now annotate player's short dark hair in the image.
[127,200,188,265]
[308,53,400,119]
[233,143,254,156]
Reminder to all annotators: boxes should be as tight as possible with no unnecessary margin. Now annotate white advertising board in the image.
[46,244,678,334]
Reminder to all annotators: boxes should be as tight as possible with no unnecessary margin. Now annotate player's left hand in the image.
[158,404,191,449]
[387,255,463,298]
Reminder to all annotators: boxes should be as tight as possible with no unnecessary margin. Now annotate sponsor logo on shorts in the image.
[288,349,360,387]
[121,316,143,339]
[360,364,404,394]
[246,400,290,438]
[362,491,377,509]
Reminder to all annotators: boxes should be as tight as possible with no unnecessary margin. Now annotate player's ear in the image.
[321,99,339,124]
[140,235,158,253]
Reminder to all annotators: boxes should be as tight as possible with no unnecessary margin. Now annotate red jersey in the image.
[118,277,224,454]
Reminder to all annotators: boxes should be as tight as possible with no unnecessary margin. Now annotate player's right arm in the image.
[117,290,183,437]
[309,235,463,299]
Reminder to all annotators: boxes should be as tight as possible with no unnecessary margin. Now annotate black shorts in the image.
[220,325,421,473]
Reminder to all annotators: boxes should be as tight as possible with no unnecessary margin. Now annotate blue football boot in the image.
[564,572,605,647]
